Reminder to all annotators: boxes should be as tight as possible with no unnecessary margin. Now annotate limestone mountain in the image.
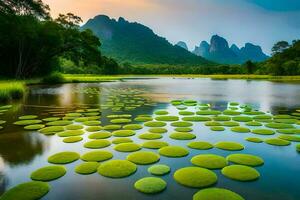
[81,15,211,66]
[176,41,188,50]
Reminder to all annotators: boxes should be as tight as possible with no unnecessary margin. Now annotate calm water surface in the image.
[0,78,300,200]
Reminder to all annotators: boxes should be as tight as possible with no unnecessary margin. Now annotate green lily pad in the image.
[221,165,260,181]
[144,121,166,127]
[148,164,170,176]
[213,116,231,121]
[57,130,84,137]
[154,110,169,115]
[97,160,137,178]
[63,136,83,143]
[134,177,167,194]
[175,127,193,132]
[14,120,42,126]
[278,134,300,142]
[123,124,143,130]
[232,116,253,122]
[171,121,193,127]
[30,166,66,181]
[24,124,45,130]
[112,130,136,137]
[65,124,84,130]
[159,146,189,157]
[88,131,112,139]
[246,121,262,126]
[231,126,250,133]
[127,151,160,165]
[251,129,275,135]
[169,132,196,140]
[81,150,113,162]
[110,118,132,124]
[48,151,80,164]
[75,162,99,175]
[142,141,169,149]
[39,126,64,135]
[265,123,294,129]
[139,133,162,140]
[103,125,122,130]
[46,120,72,126]
[188,141,213,150]
[84,140,111,149]
[19,115,38,120]
[191,154,227,169]
[86,126,103,132]
[215,142,244,151]
[112,138,133,144]
[83,120,101,126]
[182,116,211,122]
[155,116,179,122]
[148,127,168,134]
[226,154,264,166]
[245,137,263,143]
[210,126,225,131]
[114,143,141,152]
[193,187,245,200]
[264,138,291,146]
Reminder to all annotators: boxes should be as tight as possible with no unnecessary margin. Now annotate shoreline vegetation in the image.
[1,74,300,103]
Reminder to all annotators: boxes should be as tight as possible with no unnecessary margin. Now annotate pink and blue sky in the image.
[44,0,300,54]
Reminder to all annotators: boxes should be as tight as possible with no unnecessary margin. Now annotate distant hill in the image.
[176,41,188,50]
[193,35,269,64]
[81,15,212,66]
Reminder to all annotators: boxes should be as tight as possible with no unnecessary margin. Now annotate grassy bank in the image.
[62,74,124,83]
[0,81,26,102]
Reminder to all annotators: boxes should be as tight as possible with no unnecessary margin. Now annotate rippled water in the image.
[0,78,300,200]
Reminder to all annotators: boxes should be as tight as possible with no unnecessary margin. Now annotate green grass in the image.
[193,187,245,200]
[148,164,171,176]
[127,151,160,165]
[174,167,217,188]
[191,154,227,169]
[134,177,167,194]
[62,74,123,83]
[0,81,26,103]
[97,160,137,178]
[159,146,189,157]
[221,165,260,181]
[226,154,264,167]
[30,166,66,181]
[75,162,99,175]
[0,181,50,200]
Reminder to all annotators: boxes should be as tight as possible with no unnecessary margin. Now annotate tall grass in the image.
[0,82,26,102]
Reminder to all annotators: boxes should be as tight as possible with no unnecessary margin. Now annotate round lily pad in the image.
[210,126,225,131]
[188,141,213,150]
[296,144,300,152]
[246,121,262,126]
[123,124,143,130]
[251,129,275,135]
[0,181,50,200]
[48,151,80,164]
[135,116,153,122]
[134,177,167,194]
[110,118,132,124]
[215,142,244,151]
[139,133,162,140]
[245,137,263,143]
[231,126,250,133]
[142,141,169,149]
[171,121,193,127]
[155,116,179,122]
[112,138,133,144]
[191,154,227,169]
[277,129,300,134]
[83,120,101,126]
[148,128,167,134]
[46,120,72,126]
[75,162,99,175]
[24,124,45,130]
[221,165,260,181]
[264,138,291,146]
[205,121,222,126]
[86,126,102,132]
[223,110,241,116]
[97,160,137,178]
[213,116,231,121]
[127,151,160,165]
[65,124,83,130]
[14,120,42,126]
[114,143,141,152]
[103,124,122,130]
[232,116,253,122]
[175,127,193,132]
[179,111,194,115]
[39,126,64,135]
[265,123,294,129]
[144,121,166,127]
[0,120,6,125]
[30,166,66,181]
[196,110,221,115]
[81,150,113,162]
[159,146,189,157]
[84,140,111,149]
[57,130,84,137]
[112,130,135,137]
[63,136,83,143]
[193,188,245,200]
[154,110,169,115]
[148,164,171,176]
[278,134,300,142]
[226,154,264,166]
[170,132,196,140]
[182,116,211,122]
[19,115,38,120]
[89,131,112,139]
[174,167,217,188]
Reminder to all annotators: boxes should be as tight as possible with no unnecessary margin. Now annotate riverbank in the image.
[0,81,26,102]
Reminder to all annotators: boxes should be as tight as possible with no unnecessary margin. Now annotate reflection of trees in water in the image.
[0,132,47,167]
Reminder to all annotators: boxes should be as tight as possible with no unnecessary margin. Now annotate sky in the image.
[44,0,300,54]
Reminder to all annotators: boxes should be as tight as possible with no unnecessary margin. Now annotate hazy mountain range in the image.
[82,15,268,65]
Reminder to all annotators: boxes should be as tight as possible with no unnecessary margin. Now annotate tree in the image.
[244,60,255,74]
[271,41,290,55]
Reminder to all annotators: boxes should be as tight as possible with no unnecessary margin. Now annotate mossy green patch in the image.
[222,121,240,127]
[210,126,225,131]
[14,120,42,126]
[142,141,169,149]
[103,124,122,130]
[81,150,113,162]
[278,135,300,142]
[213,116,231,121]
[46,120,72,126]
[188,141,213,150]
[221,165,260,181]
[65,124,83,130]
[154,110,169,115]
[174,167,217,188]
[24,124,45,130]
[144,121,166,127]
[112,130,135,137]
[226,154,264,166]
[57,130,84,137]
[251,129,275,135]
[264,138,291,146]
[123,124,143,130]
[159,146,189,157]
[265,123,294,129]
[246,121,262,126]
[170,132,196,140]
[148,127,167,134]
[134,177,167,194]
[97,160,137,178]
[245,137,263,143]
[127,151,160,165]
[0,181,50,200]
[112,138,133,144]
[182,116,211,122]
[191,154,227,169]
[231,126,250,133]
[232,116,252,122]
[48,151,80,164]
[215,142,244,151]
[155,116,179,122]
[39,126,64,135]
[114,143,141,152]
[148,164,171,176]
[63,136,83,143]
[75,162,99,175]
[139,133,162,140]
[88,131,111,139]
[193,188,245,200]
[30,165,66,181]
[84,140,111,149]
[83,120,101,126]
[171,121,193,127]
[85,126,103,132]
